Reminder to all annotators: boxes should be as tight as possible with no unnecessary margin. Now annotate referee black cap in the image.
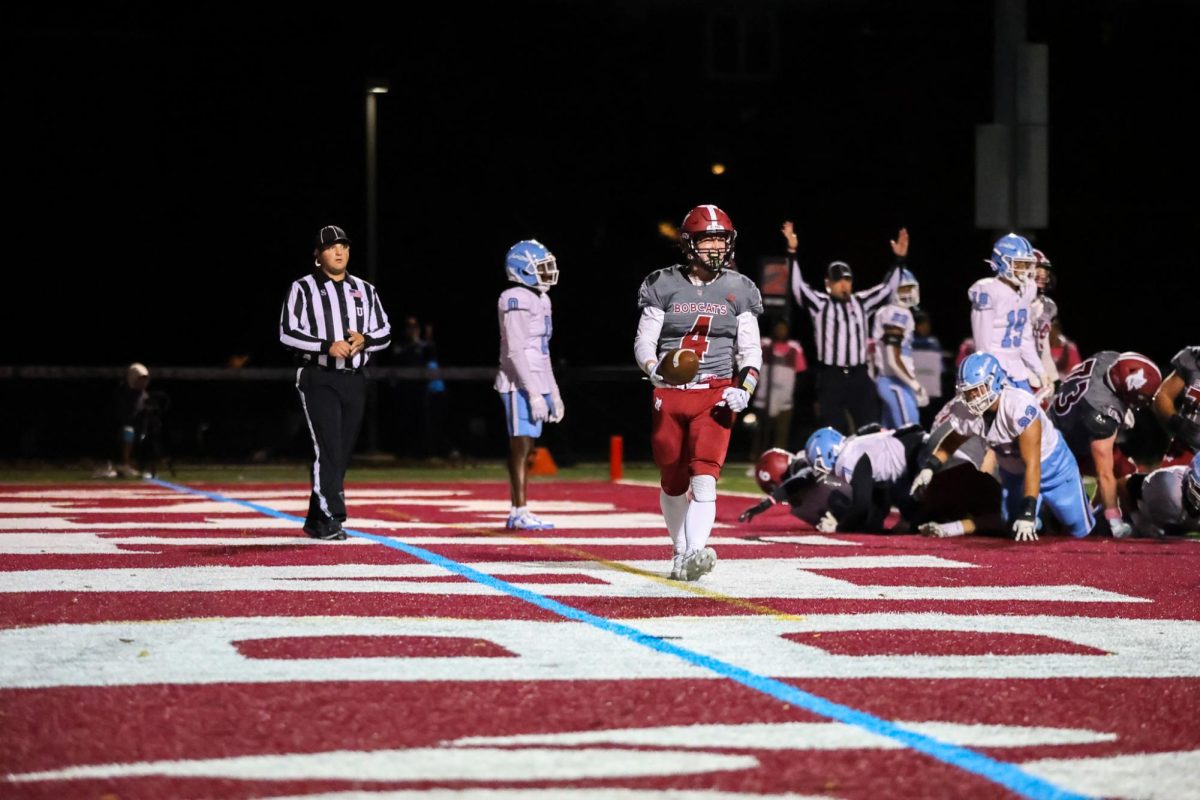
[315,225,351,249]
[826,261,853,281]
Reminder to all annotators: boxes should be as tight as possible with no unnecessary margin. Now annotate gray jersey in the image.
[637,266,764,378]
[833,431,908,483]
[1169,346,1200,422]
[1048,351,1125,459]
[1133,466,1200,536]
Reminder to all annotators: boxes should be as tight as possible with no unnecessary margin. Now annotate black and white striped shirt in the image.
[791,258,903,368]
[280,271,392,370]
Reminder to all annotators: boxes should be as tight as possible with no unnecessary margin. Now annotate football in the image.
[658,348,700,385]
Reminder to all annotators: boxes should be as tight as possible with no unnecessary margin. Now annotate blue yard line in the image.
[147,477,1092,800]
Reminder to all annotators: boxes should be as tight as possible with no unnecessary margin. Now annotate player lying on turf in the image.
[1124,458,1200,537]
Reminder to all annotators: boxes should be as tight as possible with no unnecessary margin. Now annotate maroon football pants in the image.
[650,380,735,495]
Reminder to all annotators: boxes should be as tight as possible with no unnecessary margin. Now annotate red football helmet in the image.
[679,204,736,272]
[754,448,794,494]
[1106,352,1163,409]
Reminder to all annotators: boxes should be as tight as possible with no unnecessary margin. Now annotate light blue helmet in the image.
[1186,458,1200,515]
[989,233,1036,286]
[804,427,846,476]
[957,352,1008,415]
[505,239,558,290]
[892,268,920,308]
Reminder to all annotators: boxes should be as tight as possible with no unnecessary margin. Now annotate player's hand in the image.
[816,511,838,533]
[1012,517,1039,542]
[346,330,366,355]
[720,387,751,413]
[529,393,550,423]
[781,220,799,251]
[645,357,669,389]
[1109,517,1133,539]
[915,385,930,407]
[739,499,772,523]
[328,340,353,359]
[549,390,565,423]
[890,227,909,258]
[910,467,934,499]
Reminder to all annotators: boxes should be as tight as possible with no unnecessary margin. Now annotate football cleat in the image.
[683,547,717,581]
[507,511,555,531]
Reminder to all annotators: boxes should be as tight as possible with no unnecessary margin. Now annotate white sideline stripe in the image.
[0,513,690,532]
[454,720,1118,750]
[0,499,620,514]
[1021,749,1200,800]
[260,790,833,800]
[5,747,758,784]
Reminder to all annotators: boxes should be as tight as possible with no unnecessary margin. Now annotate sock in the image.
[684,475,718,553]
[511,505,527,517]
[660,490,688,554]
[941,519,966,536]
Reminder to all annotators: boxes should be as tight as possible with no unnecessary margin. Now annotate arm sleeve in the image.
[362,287,392,352]
[855,260,904,314]
[634,307,665,373]
[279,281,329,354]
[500,306,539,391]
[790,257,827,311]
[969,292,991,352]
[736,312,763,372]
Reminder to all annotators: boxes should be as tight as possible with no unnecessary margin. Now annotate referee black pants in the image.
[296,366,365,524]
[816,364,880,434]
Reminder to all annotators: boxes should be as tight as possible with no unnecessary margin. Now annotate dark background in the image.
[6,1,1198,460]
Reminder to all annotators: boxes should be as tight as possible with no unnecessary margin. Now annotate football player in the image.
[1048,351,1162,538]
[911,352,1094,540]
[1127,459,1200,537]
[494,240,563,530]
[872,270,929,427]
[737,448,848,527]
[968,233,1051,394]
[1029,248,1059,402]
[1153,345,1200,466]
[801,423,926,533]
[634,204,763,580]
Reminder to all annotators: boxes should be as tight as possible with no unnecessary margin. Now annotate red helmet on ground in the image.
[679,204,736,272]
[754,448,794,494]
[1106,352,1162,408]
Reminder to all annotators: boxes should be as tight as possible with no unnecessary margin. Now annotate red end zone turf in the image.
[1,480,1197,800]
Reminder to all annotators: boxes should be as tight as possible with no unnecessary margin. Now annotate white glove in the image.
[1012,518,1039,542]
[816,511,838,533]
[915,384,930,408]
[721,387,751,412]
[1109,517,1133,539]
[645,357,669,389]
[910,467,934,498]
[549,389,565,423]
[528,393,550,423]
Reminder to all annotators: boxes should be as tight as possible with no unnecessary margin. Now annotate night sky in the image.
[10,1,1199,372]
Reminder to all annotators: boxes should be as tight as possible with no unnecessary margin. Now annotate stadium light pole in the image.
[365,78,389,453]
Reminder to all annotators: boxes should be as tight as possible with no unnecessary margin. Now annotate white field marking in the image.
[0,534,773,555]
[1021,749,1200,800]
[3,613,1198,688]
[616,478,764,500]
[0,500,620,515]
[453,720,1117,750]
[0,558,1145,604]
[260,790,833,800]
[4,747,757,784]
[0,513,681,532]
[0,518,446,531]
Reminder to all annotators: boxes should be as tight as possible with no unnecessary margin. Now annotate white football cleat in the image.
[669,552,686,580]
[683,547,717,581]
[507,511,554,531]
[919,521,964,538]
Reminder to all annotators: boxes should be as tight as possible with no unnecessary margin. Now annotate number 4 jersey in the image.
[637,266,764,379]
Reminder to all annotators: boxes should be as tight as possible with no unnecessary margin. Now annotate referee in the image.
[279,225,392,540]
[782,221,908,433]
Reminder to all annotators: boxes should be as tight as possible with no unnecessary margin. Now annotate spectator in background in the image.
[391,316,452,458]
[1049,318,1082,375]
[911,309,946,427]
[109,363,150,478]
[955,337,975,369]
[751,319,807,455]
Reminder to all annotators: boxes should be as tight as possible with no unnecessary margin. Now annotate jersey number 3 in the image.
[683,315,713,359]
